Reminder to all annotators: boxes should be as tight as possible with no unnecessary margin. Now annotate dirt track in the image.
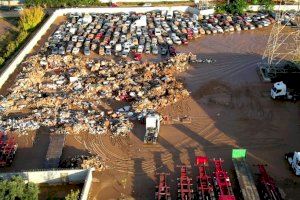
[3,27,300,199]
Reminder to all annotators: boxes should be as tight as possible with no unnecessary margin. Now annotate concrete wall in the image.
[188,6,214,15]
[248,5,300,11]
[0,168,94,200]
[80,168,94,200]
[0,169,89,184]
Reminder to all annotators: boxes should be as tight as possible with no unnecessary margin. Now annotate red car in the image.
[182,38,188,45]
[134,53,142,61]
[111,3,118,7]
[95,33,103,39]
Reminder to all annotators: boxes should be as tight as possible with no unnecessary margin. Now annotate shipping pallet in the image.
[212,158,236,200]
[177,165,194,200]
[196,156,215,200]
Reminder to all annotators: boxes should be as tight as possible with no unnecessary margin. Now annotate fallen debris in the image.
[0,53,192,136]
[60,155,105,171]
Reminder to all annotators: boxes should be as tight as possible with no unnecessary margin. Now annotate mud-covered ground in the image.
[88,28,300,200]
[2,27,300,200]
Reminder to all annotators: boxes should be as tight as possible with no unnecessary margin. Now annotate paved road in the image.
[0,10,20,18]
[0,9,55,18]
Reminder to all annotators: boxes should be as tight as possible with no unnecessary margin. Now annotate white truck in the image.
[285,152,300,176]
[271,81,300,101]
[144,113,160,144]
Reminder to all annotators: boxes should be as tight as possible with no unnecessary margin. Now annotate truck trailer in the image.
[155,173,171,200]
[232,149,260,200]
[195,156,215,200]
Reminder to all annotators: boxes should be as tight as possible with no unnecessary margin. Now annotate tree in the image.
[65,189,80,200]
[260,0,275,11]
[5,41,17,58]
[19,6,45,31]
[0,176,39,200]
[225,0,249,15]
[0,57,4,66]
[16,30,29,44]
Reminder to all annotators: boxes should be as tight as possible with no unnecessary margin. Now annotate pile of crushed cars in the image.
[0,53,191,136]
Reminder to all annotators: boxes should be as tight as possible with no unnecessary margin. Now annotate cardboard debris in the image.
[60,155,105,171]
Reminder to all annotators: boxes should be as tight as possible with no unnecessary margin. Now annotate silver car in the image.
[84,46,90,56]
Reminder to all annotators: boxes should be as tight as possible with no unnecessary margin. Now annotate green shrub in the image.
[5,41,17,58]
[19,6,45,31]
[215,3,227,14]
[25,0,100,7]
[215,0,249,15]
[0,176,39,200]
[0,57,4,66]
[260,0,275,11]
[65,189,80,200]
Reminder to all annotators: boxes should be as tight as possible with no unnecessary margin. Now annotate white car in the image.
[154,28,162,36]
[216,25,224,33]
[72,35,78,42]
[244,17,252,22]
[72,47,80,55]
[137,45,144,53]
[123,46,130,53]
[115,44,122,52]
[166,37,173,45]
[192,27,199,34]
[152,37,158,45]
[173,37,182,45]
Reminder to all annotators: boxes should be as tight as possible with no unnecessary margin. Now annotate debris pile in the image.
[0,53,191,136]
[60,155,105,171]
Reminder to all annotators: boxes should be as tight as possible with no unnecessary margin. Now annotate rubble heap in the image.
[60,155,105,171]
[0,53,191,135]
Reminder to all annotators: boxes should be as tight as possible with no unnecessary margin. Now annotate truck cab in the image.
[285,152,300,176]
[271,81,287,99]
[144,113,160,144]
[271,81,299,101]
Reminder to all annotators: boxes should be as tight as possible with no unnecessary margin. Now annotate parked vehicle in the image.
[285,152,300,176]
[84,46,90,55]
[271,81,300,101]
[59,46,65,55]
[169,46,176,57]
[72,47,80,55]
[144,113,160,144]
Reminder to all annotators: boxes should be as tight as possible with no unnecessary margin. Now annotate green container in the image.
[232,149,247,159]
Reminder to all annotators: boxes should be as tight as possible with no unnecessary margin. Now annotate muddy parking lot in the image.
[2,25,300,200]
[87,28,300,200]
